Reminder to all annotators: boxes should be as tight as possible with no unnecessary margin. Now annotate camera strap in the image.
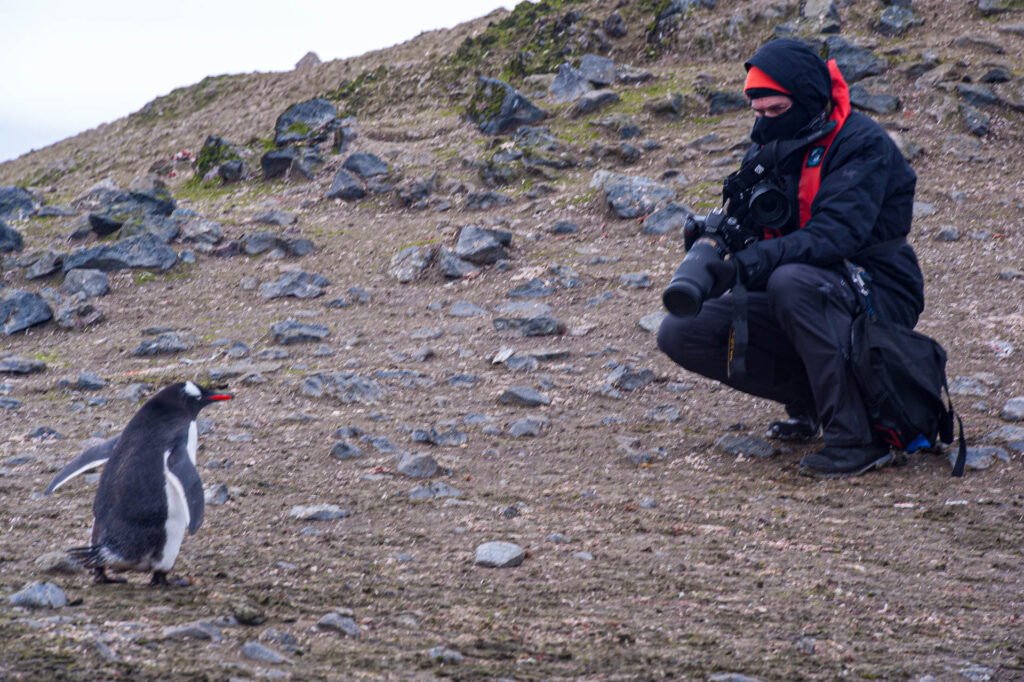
[727,273,750,383]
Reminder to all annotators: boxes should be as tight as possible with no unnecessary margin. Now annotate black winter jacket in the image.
[732,110,924,327]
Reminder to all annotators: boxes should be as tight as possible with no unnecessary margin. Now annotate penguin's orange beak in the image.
[208,393,233,401]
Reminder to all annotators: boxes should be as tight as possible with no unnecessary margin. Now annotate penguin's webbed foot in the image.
[150,571,191,587]
[93,568,127,584]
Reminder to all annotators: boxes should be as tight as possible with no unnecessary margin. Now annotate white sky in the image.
[0,0,515,163]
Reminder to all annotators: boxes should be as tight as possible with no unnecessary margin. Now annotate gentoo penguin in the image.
[45,381,232,586]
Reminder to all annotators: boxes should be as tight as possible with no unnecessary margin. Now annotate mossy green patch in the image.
[325,65,391,116]
[193,137,242,180]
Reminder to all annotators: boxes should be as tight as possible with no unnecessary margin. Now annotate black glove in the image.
[705,257,739,299]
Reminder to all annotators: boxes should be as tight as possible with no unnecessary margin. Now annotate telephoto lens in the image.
[662,236,727,317]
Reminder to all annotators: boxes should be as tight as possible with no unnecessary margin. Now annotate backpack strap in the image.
[947,382,968,477]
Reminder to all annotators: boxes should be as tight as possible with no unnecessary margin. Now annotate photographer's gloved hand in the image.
[705,257,739,298]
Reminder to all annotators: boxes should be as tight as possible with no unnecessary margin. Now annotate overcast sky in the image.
[0,0,514,163]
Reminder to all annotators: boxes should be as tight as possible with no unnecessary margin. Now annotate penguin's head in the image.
[181,381,233,415]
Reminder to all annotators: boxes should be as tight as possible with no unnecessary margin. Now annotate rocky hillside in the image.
[2,1,1024,680]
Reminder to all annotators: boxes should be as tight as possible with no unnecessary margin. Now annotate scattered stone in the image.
[8,582,67,609]
[508,415,548,437]
[824,36,888,83]
[465,190,513,211]
[274,98,337,147]
[260,271,327,299]
[329,441,364,460]
[61,269,109,298]
[253,209,297,226]
[475,541,525,568]
[412,427,467,446]
[1,290,53,335]
[397,453,440,478]
[593,171,676,219]
[318,612,361,637]
[302,372,384,405]
[708,675,764,682]
[549,63,593,104]
[63,233,178,272]
[289,504,350,521]
[428,646,465,664]
[604,10,627,38]
[549,220,579,235]
[241,640,291,665]
[390,245,435,283]
[606,365,655,391]
[25,250,63,280]
[493,301,566,337]
[850,84,901,114]
[1001,397,1024,421]
[936,225,960,242]
[130,331,195,356]
[455,225,510,264]
[579,54,616,86]
[271,319,330,345]
[204,483,230,506]
[450,301,490,318]
[163,621,224,642]
[875,4,923,35]
[642,201,691,235]
[645,405,680,422]
[0,355,46,374]
[959,102,990,137]
[950,446,1010,471]
[715,434,779,458]
[571,90,620,117]
[343,152,389,179]
[468,77,546,135]
[406,481,463,500]
[708,91,747,115]
[499,386,551,407]
[618,272,651,289]
[0,186,38,221]
[987,425,1024,443]
[0,219,24,253]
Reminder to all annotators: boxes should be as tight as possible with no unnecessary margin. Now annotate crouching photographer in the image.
[657,38,924,478]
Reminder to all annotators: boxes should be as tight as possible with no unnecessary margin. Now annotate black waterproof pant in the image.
[657,263,871,447]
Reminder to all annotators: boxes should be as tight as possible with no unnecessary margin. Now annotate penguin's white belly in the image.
[154,459,191,572]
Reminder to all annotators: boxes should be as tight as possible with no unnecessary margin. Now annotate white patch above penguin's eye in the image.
[184,381,201,398]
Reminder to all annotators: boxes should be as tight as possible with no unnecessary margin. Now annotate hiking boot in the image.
[766,416,820,442]
[798,444,893,479]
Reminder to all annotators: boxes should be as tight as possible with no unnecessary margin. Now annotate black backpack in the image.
[847,267,967,476]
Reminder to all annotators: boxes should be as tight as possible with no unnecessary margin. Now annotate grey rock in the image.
[549,220,579,235]
[63,233,177,272]
[439,248,480,279]
[241,640,292,664]
[645,405,681,422]
[465,190,513,211]
[390,244,435,283]
[450,301,490,317]
[181,219,223,245]
[849,84,900,114]
[571,90,620,117]
[327,166,368,199]
[289,504,350,521]
[455,225,509,264]
[708,674,765,682]
[301,372,384,405]
[130,332,195,356]
[428,646,465,664]
[987,425,1024,442]
[708,91,747,115]
[253,209,297,226]
[475,541,525,568]
[9,582,67,609]
[936,225,960,242]
[412,427,467,446]
[25,250,63,280]
[343,152,389,179]
[329,441,364,460]
[274,97,337,146]
[824,36,888,83]
[163,621,224,642]
[204,483,230,506]
[61,269,109,298]
[594,171,676,219]
[448,374,480,388]
[493,301,566,337]
[1001,396,1024,421]
[71,372,106,390]
[950,446,1009,471]
[579,54,616,86]
[607,365,655,391]
[318,612,361,637]
[619,272,651,289]
[949,376,989,396]
[715,434,779,458]
[958,83,998,108]
[549,63,593,104]
[2,290,53,335]
[271,319,330,345]
[874,4,923,35]
[397,452,440,478]
[0,185,38,221]
[604,10,627,38]
[961,103,992,136]
[259,271,327,299]
[639,311,667,332]
[470,77,546,135]
[642,201,691,235]
[499,386,551,407]
[508,416,548,437]
[0,219,24,252]
[406,481,463,500]
[508,278,555,299]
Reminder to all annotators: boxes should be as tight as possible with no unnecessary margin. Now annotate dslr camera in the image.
[661,208,759,317]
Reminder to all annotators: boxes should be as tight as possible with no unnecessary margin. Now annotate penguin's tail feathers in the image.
[67,545,105,568]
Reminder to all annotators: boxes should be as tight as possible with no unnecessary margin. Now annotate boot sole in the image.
[798,452,894,479]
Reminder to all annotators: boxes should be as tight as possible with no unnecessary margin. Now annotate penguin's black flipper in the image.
[167,444,205,534]
[45,436,119,495]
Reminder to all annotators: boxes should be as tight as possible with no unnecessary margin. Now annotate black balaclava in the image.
[745,39,832,145]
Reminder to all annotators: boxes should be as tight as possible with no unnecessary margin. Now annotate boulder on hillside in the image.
[592,171,676,219]
[467,77,546,135]
[342,153,388,179]
[825,36,888,83]
[0,186,38,221]
[579,54,616,86]
[63,233,178,272]
[549,63,593,104]
[1,290,53,335]
[295,51,321,69]
[274,98,338,147]
[87,189,177,238]
[261,148,324,180]
[326,168,365,200]
[0,220,24,252]
[195,136,244,182]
